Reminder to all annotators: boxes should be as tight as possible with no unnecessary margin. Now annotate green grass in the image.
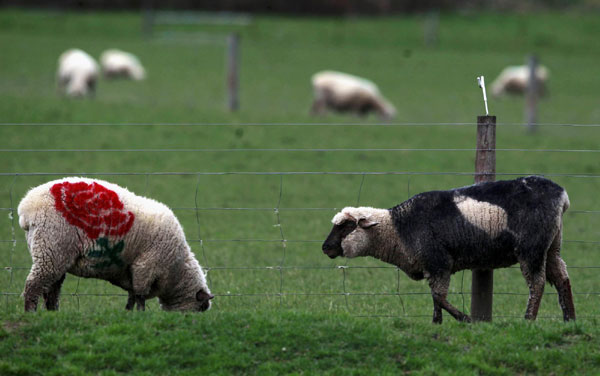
[1,8,600,374]
[1,311,599,375]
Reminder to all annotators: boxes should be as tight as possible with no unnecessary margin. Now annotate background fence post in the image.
[471,115,496,322]
[525,55,538,132]
[141,0,154,38]
[424,9,439,47]
[227,33,240,111]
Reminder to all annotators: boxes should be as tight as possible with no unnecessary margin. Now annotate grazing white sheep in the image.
[100,49,146,80]
[490,65,549,97]
[322,176,575,323]
[57,49,99,98]
[311,70,396,120]
[18,177,213,312]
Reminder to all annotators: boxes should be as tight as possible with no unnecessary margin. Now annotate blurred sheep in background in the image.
[57,48,99,98]
[100,49,146,81]
[491,65,549,97]
[310,70,396,120]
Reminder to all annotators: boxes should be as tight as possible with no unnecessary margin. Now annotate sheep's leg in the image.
[428,274,471,324]
[546,230,576,321]
[42,273,66,311]
[310,98,326,116]
[24,264,68,312]
[130,257,155,312]
[432,299,443,324]
[125,293,145,311]
[24,229,75,312]
[520,262,546,321]
[125,291,135,310]
[135,295,146,311]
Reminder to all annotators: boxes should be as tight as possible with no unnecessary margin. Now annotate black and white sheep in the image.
[100,49,146,81]
[57,49,99,98]
[311,70,396,120]
[490,65,549,97]
[322,176,576,323]
[18,177,213,312]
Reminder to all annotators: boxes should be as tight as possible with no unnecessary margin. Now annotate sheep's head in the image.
[160,264,214,312]
[65,73,96,98]
[194,268,214,312]
[322,207,382,259]
[162,287,214,312]
[196,289,214,312]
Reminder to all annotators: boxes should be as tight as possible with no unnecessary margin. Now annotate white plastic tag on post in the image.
[477,76,489,115]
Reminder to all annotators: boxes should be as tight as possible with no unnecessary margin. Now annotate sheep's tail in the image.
[560,190,570,214]
[16,185,49,232]
[17,199,33,232]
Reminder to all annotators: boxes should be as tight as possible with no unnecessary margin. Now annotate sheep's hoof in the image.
[460,315,472,323]
[524,313,537,321]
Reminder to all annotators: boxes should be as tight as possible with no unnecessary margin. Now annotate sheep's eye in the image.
[338,221,357,237]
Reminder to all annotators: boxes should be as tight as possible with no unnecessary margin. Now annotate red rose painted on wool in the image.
[50,181,135,240]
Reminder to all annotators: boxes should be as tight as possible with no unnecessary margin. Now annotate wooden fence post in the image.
[471,115,496,322]
[227,33,240,111]
[525,55,538,132]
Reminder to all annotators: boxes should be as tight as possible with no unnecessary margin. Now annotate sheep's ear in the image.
[358,218,379,229]
[344,213,357,223]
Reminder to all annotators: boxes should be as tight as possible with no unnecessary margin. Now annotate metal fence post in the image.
[471,115,496,322]
[525,55,538,132]
[424,10,439,47]
[227,33,240,111]
[142,0,154,38]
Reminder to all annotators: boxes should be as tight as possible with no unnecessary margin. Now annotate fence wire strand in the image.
[2,147,600,153]
[3,122,600,127]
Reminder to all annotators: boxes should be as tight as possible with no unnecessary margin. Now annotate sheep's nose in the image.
[200,300,211,312]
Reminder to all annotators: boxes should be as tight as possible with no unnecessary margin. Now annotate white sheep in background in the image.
[57,49,99,98]
[311,70,397,120]
[490,65,549,97]
[18,177,213,312]
[100,49,146,81]
[322,176,576,323]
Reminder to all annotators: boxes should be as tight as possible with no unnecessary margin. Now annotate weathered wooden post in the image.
[525,55,538,132]
[471,76,495,322]
[471,114,496,322]
[226,33,240,111]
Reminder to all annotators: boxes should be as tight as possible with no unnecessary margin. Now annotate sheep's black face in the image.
[196,290,214,312]
[322,221,357,258]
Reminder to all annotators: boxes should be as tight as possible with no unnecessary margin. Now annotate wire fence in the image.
[2,122,600,127]
[2,122,600,320]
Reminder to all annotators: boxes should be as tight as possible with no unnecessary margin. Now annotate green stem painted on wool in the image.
[87,237,125,268]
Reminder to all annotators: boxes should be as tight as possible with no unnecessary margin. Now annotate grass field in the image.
[1,8,600,374]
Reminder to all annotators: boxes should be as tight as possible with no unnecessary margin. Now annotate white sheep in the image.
[322,176,575,323]
[18,177,213,312]
[57,49,99,98]
[311,70,396,120]
[100,49,146,81]
[490,65,549,97]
